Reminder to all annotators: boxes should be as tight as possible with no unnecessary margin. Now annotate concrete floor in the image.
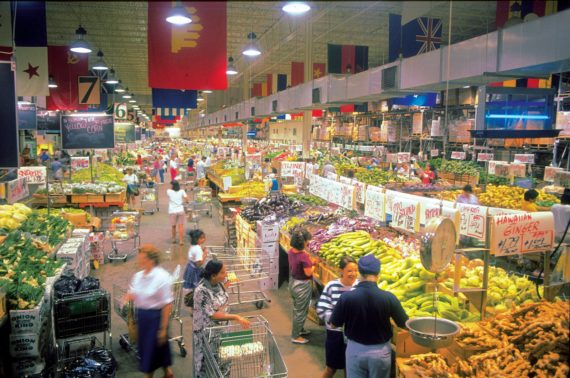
[92,177,326,378]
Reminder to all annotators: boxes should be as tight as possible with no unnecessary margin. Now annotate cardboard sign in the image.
[477,153,494,162]
[456,203,488,240]
[339,176,352,185]
[365,189,386,222]
[412,112,424,134]
[543,167,563,182]
[222,176,232,191]
[554,171,570,188]
[71,157,89,171]
[420,198,442,225]
[430,149,439,157]
[386,153,398,164]
[491,212,555,256]
[494,164,511,178]
[17,166,46,185]
[442,206,461,242]
[325,171,338,181]
[327,179,355,210]
[78,76,101,105]
[451,151,466,160]
[397,152,411,164]
[305,163,314,179]
[513,154,535,164]
[7,177,29,204]
[391,197,420,232]
[61,115,115,149]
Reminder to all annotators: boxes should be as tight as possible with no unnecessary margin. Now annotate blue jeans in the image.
[159,168,165,183]
[346,340,391,378]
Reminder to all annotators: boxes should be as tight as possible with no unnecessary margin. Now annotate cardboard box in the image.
[255,240,279,257]
[9,299,49,335]
[256,221,279,242]
[9,323,50,358]
[12,358,47,377]
[393,329,432,357]
[259,273,279,291]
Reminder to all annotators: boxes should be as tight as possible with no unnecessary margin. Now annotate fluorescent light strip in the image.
[485,114,549,120]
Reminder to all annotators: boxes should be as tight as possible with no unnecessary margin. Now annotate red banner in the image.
[291,61,304,86]
[46,46,88,111]
[148,2,227,90]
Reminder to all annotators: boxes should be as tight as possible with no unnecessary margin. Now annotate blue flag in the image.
[389,14,442,62]
[11,1,47,46]
[152,88,197,109]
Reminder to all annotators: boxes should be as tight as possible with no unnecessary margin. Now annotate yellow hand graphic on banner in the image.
[171,7,203,53]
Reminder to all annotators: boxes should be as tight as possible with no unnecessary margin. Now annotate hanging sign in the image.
[71,157,89,171]
[17,166,46,185]
[37,110,61,132]
[391,197,420,232]
[78,76,101,105]
[510,163,526,178]
[114,103,128,120]
[114,122,136,143]
[451,151,466,160]
[412,112,423,134]
[7,177,29,204]
[456,203,488,240]
[397,152,411,164]
[17,103,37,130]
[543,167,563,182]
[61,115,115,149]
[490,212,554,256]
[477,153,494,162]
[513,154,535,164]
[430,149,439,158]
[364,189,386,222]
[0,62,19,168]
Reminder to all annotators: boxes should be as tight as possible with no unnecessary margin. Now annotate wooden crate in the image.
[105,192,126,203]
[70,195,89,203]
[318,261,341,286]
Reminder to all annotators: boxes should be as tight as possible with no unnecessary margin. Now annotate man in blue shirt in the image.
[51,157,63,181]
[39,149,50,164]
[330,254,408,378]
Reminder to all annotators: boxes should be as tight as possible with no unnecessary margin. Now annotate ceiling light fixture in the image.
[197,92,204,102]
[282,2,311,14]
[105,69,119,84]
[129,95,136,103]
[166,2,192,25]
[463,85,471,88]
[122,90,132,99]
[203,90,212,94]
[48,75,58,88]
[242,32,261,56]
[226,56,238,75]
[115,81,126,93]
[92,50,108,71]
[70,25,92,54]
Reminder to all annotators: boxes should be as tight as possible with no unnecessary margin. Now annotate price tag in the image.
[222,176,232,191]
[554,171,570,187]
[451,151,466,160]
[430,149,439,157]
[397,152,411,163]
[391,198,420,232]
[17,166,47,185]
[513,154,535,164]
[71,157,89,171]
[543,167,563,182]
[354,180,366,204]
[510,163,526,178]
[491,212,555,256]
[420,198,442,225]
[456,203,488,240]
[365,188,386,222]
[477,153,494,162]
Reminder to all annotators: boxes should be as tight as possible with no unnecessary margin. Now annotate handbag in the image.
[127,303,138,343]
[127,183,139,196]
[184,291,194,307]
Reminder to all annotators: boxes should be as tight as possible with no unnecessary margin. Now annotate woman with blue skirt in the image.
[183,229,208,310]
[126,244,174,378]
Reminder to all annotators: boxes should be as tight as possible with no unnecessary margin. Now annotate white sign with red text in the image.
[391,197,420,232]
[491,212,554,256]
[456,203,488,240]
[364,189,386,222]
[17,166,47,185]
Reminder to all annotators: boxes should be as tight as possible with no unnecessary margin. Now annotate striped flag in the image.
[327,44,368,74]
[0,2,12,47]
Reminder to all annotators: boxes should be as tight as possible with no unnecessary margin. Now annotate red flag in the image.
[312,109,323,117]
[313,63,326,79]
[0,46,12,62]
[148,2,227,90]
[340,104,355,113]
[291,62,304,86]
[266,74,273,95]
[46,46,88,111]
[251,83,262,97]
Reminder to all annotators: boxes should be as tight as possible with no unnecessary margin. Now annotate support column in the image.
[302,17,313,160]
[241,65,251,153]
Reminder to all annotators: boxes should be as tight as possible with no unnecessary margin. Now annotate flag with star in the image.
[15,47,48,96]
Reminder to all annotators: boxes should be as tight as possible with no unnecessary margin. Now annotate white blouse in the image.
[129,266,174,310]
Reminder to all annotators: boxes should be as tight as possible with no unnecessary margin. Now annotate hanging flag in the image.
[313,63,326,79]
[154,108,186,117]
[291,61,304,86]
[388,14,442,62]
[0,62,19,168]
[148,1,227,90]
[15,47,48,96]
[152,88,197,109]
[46,46,89,111]
[11,1,47,47]
[0,2,12,47]
[327,44,369,74]
[261,81,268,97]
[251,83,262,97]
[277,74,288,91]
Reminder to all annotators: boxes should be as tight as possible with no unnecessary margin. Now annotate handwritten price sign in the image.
[420,199,442,225]
[451,151,466,160]
[365,188,386,222]
[71,157,89,171]
[491,212,554,256]
[281,161,306,186]
[456,203,488,240]
[354,180,366,204]
[477,153,494,162]
[18,167,47,185]
[391,198,420,232]
[513,154,535,164]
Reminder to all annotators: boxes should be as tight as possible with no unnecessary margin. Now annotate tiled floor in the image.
[92,178,326,377]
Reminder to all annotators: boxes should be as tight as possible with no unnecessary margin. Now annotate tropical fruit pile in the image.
[479,185,559,209]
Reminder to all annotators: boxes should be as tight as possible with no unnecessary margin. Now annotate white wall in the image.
[268,121,303,144]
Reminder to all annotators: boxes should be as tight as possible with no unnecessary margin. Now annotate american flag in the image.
[415,18,442,55]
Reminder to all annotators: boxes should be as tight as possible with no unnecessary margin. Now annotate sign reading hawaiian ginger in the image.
[491,212,554,256]
[456,203,488,240]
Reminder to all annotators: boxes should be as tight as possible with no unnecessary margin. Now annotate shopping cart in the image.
[112,278,187,358]
[191,186,213,217]
[206,246,275,310]
[199,315,287,378]
[140,185,159,215]
[56,336,117,377]
[185,203,201,231]
[106,211,141,262]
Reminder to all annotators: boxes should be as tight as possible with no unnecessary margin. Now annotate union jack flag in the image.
[388,14,443,62]
[415,18,442,55]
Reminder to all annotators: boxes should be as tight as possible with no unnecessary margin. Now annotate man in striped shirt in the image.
[316,256,359,378]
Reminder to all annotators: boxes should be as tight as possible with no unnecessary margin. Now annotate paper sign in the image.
[17,166,47,185]
[451,151,466,160]
[281,161,306,186]
[7,178,29,204]
[71,157,89,171]
[491,212,555,256]
[327,180,355,209]
[513,154,535,164]
[420,198,442,225]
[441,206,461,242]
[456,203,488,240]
[543,167,563,182]
[354,180,366,204]
[510,163,526,178]
[386,153,398,163]
[397,152,411,163]
[430,149,439,157]
[325,171,338,181]
[391,198,420,232]
[222,176,232,191]
[554,171,570,188]
[494,164,511,178]
[365,189,386,222]
[339,176,352,185]
[477,153,494,162]
[412,112,424,134]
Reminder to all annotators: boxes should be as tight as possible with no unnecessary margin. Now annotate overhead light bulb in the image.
[166,4,192,25]
[129,95,136,103]
[70,25,92,54]
[115,81,125,93]
[282,2,311,14]
[48,75,58,88]
[92,50,108,71]
[122,90,132,99]
[197,93,204,102]
[105,69,119,84]
[242,32,261,56]
[226,56,238,75]
[203,90,212,94]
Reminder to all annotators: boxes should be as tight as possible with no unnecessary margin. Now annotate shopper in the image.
[152,155,161,184]
[187,155,195,175]
[420,163,436,184]
[137,154,143,169]
[196,156,207,180]
[183,229,208,301]
[323,161,336,177]
[125,244,174,378]
[39,149,50,165]
[269,167,280,193]
[456,184,479,205]
[51,157,64,181]
[551,189,570,243]
[123,167,139,210]
[317,256,359,378]
[521,189,549,212]
[288,228,316,344]
[193,260,250,377]
[159,159,166,184]
[169,156,179,181]
[330,254,408,378]
[166,180,188,245]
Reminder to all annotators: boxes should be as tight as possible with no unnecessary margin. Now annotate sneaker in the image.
[291,337,309,344]
[172,239,177,244]
[299,330,311,336]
